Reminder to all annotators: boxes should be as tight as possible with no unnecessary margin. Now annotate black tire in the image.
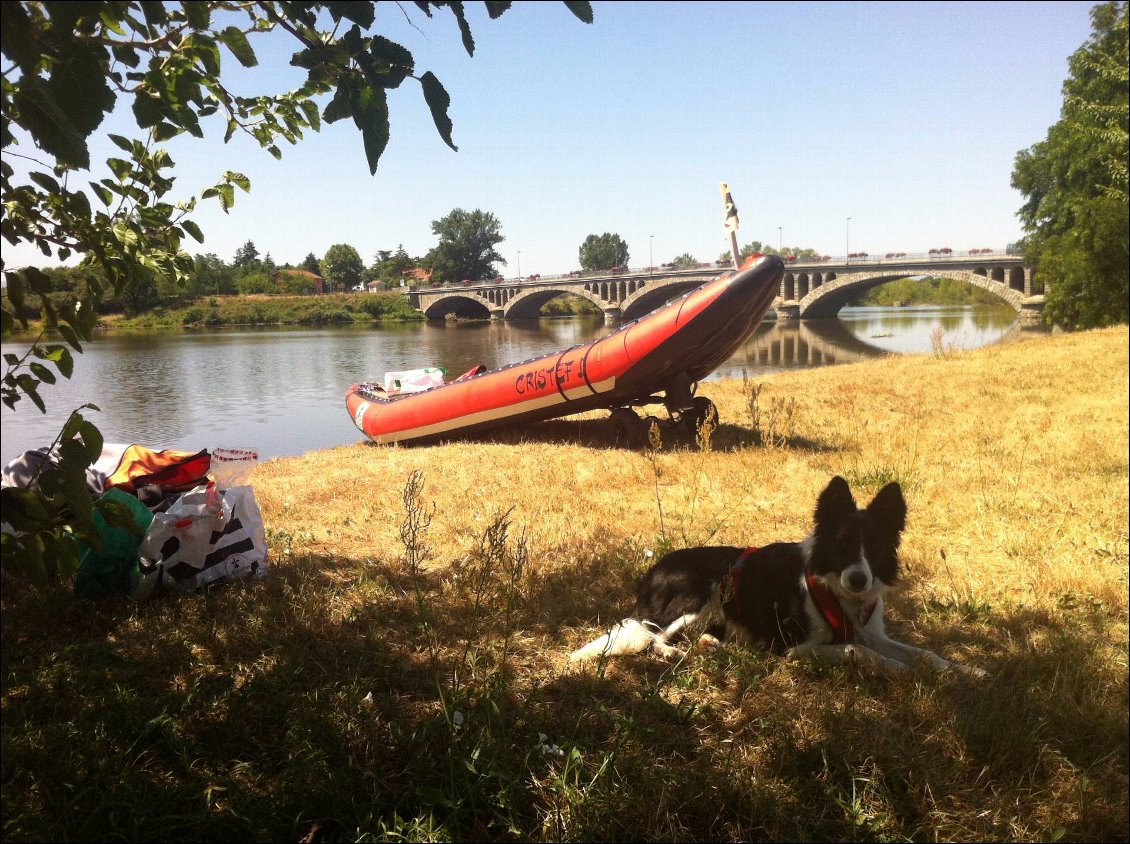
[684,396,718,437]
[610,407,643,448]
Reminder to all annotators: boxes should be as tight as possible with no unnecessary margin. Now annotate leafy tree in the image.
[0,0,594,587]
[301,252,322,276]
[236,271,275,295]
[190,253,236,297]
[375,245,417,288]
[1011,1,1128,328]
[274,270,318,295]
[672,252,697,267]
[424,209,506,283]
[579,233,629,271]
[367,249,394,280]
[322,244,365,292]
[234,240,261,271]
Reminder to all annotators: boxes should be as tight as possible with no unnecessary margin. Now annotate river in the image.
[1,305,1025,464]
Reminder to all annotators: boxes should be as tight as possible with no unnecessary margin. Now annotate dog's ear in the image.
[868,482,907,539]
[814,476,857,530]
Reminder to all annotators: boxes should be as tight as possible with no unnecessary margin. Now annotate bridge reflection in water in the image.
[708,305,1022,380]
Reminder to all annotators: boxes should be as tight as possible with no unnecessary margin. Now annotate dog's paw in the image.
[697,634,723,651]
[651,641,688,660]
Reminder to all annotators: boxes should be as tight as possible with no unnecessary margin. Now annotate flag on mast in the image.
[721,183,740,232]
[721,183,741,267]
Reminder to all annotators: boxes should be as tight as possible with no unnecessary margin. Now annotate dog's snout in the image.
[847,570,869,591]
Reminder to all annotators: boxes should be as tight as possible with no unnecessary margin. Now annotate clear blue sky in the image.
[3,0,1099,276]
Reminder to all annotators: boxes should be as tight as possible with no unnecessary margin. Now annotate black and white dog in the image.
[571,476,985,675]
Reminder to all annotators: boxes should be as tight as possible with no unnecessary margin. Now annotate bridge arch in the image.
[798,270,1026,318]
[420,292,494,320]
[503,286,607,319]
[619,277,706,321]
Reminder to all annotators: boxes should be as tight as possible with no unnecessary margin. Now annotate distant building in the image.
[405,267,431,287]
[369,267,432,292]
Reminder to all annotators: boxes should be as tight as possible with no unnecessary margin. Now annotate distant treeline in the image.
[853,276,1009,307]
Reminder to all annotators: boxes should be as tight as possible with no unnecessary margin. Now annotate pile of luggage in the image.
[2,444,268,600]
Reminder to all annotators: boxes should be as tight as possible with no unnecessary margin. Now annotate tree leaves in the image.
[1011,1,1128,328]
[352,84,391,175]
[424,208,505,283]
[420,72,457,152]
[579,233,630,272]
[218,26,257,68]
[564,1,595,25]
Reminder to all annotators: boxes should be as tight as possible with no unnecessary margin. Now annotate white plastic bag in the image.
[136,482,268,599]
[383,367,445,394]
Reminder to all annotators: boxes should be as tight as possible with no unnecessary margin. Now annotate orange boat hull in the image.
[346,254,784,444]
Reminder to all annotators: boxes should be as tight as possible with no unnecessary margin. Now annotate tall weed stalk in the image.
[744,377,799,447]
[646,412,730,555]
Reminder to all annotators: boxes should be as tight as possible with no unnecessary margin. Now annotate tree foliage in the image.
[717,242,824,264]
[301,252,322,276]
[322,243,365,292]
[578,232,629,271]
[234,240,260,270]
[373,245,418,288]
[1011,1,1128,329]
[424,209,506,283]
[856,276,1008,307]
[0,0,593,587]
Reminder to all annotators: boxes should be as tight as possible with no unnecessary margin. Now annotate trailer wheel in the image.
[684,397,718,438]
[610,408,644,448]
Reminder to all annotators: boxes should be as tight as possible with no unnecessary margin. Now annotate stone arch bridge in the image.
[408,255,1040,323]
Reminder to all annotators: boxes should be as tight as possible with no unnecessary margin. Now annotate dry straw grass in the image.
[2,325,1127,842]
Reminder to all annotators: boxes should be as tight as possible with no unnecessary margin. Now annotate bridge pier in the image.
[490,308,504,320]
[775,301,800,320]
[1019,295,1045,325]
[603,307,622,326]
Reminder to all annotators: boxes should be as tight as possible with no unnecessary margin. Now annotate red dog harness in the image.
[805,573,877,643]
[728,550,877,644]
[727,546,758,597]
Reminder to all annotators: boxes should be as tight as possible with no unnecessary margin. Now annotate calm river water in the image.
[1,305,1025,464]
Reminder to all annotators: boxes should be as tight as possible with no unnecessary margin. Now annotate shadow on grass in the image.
[369,415,837,455]
[2,544,1127,842]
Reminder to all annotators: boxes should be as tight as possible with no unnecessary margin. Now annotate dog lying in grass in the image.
[571,476,986,676]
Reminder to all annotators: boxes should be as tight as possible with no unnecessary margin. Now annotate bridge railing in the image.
[413,249,1020,292]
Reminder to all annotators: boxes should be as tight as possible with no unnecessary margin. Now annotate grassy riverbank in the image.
[109,291,424,330]
[2,326,1127,842]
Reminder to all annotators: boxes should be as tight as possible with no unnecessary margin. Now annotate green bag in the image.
[74,488,154,600]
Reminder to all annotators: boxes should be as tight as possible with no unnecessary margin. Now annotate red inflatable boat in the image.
[346,253,784,446]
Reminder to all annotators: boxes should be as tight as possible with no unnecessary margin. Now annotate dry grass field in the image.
[2,324,1127,842]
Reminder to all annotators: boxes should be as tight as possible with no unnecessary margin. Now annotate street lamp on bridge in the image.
[846,217,851,259]
[778,226,782,254]
[649,234,654,273]
[517,250,521,279]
